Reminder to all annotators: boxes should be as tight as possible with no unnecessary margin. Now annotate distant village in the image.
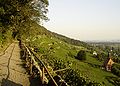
[90,42,120,78]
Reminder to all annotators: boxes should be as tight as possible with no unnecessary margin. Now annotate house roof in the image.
[103,57,114,66]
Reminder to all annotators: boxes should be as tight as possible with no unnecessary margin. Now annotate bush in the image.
[61,69,101,86]
[106,76,120,86]
[111,64,120,77]
[76,50,86,61]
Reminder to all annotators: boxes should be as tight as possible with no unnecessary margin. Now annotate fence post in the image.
[30,58,33,75]
[42,67,45,84]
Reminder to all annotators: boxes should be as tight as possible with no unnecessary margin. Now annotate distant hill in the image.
[86,40,120,44]
[51,32,90,48]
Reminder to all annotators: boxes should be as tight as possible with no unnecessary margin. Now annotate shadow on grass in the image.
[106,76,120,86]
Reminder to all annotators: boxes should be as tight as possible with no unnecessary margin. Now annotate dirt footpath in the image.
[0,42,30,86]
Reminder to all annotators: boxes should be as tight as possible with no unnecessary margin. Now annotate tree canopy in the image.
[0,0,49,37]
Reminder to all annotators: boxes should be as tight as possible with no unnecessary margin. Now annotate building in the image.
[93,51,97,56]
[103,57,114,71]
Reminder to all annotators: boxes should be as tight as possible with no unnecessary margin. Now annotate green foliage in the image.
[1,1,117,85]
[0,0,49,39]
[0,29,13,51]
[67,51,75,58]
[62,69,101,86]
[76,50,86,61]
[95,53,106,61]
[24,26,116,85]
[113,58,120,63]
[19,23,118,86]
[111,63,120,77]
[106,76,120,86]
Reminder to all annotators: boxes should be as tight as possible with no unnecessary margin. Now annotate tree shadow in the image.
[1,78,22,86]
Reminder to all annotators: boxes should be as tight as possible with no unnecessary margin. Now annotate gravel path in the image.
[0,42,30,86]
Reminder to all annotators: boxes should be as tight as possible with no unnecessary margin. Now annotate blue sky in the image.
[44,0,120,41]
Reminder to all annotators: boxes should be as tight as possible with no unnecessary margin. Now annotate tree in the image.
[76,50,86,61]
[0,0,49,38]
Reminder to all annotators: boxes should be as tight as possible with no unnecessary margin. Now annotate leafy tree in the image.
[0,0,49,38]
[76,50,86,61]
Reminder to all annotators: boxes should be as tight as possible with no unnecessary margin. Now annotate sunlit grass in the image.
[29,34,117,86]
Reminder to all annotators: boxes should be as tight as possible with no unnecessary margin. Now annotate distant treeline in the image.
[88,42,120,45]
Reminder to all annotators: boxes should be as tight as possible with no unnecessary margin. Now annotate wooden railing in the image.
[20,42,69,86]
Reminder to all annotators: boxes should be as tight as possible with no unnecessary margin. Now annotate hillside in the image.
[51,32,89,48]
[0,0,119,85]
[0,20,119,85]
[21,23,119,86]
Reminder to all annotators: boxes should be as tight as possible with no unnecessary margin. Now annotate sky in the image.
[44,0,120,41]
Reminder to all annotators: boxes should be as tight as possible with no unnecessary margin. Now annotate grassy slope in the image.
[24,23,118,86]
[28,35,116,86]
[0,30,13,52]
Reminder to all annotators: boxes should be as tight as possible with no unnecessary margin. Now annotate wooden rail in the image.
[20,42,69,86]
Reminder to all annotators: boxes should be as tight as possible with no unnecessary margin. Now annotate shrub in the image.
[61,69,101,86]
[76,50,86,61]
[111,64,120,77]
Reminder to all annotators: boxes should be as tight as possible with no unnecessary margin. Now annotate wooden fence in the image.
[19,42,69,86]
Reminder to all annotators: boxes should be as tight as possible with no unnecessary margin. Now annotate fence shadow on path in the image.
[1,78,22,86]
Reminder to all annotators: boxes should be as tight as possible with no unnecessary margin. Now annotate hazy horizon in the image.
[44,0,120,41]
